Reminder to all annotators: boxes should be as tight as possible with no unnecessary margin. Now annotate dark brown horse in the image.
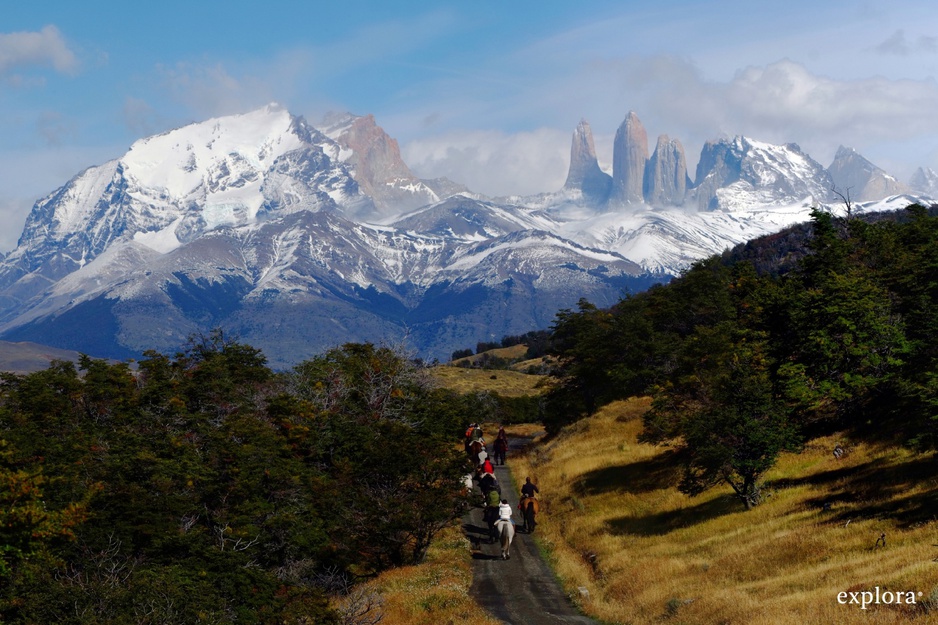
[493,437,508,465]
[468,439,485,466]
[519,496,538,533]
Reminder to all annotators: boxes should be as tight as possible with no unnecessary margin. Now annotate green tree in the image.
[644,325,799,509]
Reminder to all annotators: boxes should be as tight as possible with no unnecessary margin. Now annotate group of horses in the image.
[464,428,538,560]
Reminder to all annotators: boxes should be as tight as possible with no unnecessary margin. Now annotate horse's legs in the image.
[525,505,536,534]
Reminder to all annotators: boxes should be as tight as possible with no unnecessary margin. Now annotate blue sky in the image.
[1,0,938,250]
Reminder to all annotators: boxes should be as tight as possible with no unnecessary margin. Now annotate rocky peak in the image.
[644,135,689,207]
[828,145,905,201]
[563,119,613,203]
[611,111,649,206]
[690,136,833,211]
[324,113,438,215]
[909,167,938,198]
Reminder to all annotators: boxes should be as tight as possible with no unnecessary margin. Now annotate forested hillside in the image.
[0,337,475,624]
[545,203,938,509]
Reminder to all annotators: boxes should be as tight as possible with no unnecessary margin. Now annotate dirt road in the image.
[465,440,599,625]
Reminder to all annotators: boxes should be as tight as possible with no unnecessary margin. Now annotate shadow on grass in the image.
[606,493,740,537]
[576,449,684,495]
[771,455,938,528]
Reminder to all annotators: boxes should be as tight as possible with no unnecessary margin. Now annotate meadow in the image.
[508,397,938,624]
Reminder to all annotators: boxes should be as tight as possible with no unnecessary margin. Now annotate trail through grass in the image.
[508,398,938,624]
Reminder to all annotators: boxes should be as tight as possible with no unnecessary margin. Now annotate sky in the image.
[1,0,938,251]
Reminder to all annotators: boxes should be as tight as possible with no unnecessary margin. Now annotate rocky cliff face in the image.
[909,167,938,198]
[563,119,613,203]
[611,112,649,206]
[689,137,834,211]
[644,135,690,207]
[321,113,440,217]
[828,145,905,202]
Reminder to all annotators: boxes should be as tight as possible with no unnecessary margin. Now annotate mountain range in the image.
[0,103,933,367]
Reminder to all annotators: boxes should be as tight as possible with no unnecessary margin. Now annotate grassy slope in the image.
[429,365,547,397]
[509,397,938,625]
[344,525,501,625]
[450,344,530,366]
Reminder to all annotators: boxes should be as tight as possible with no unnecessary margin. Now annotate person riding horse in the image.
[481,487,502,542]
[495,498,515,558]
[519,477,539,533]
[493,427,508,465]
[480,456,494,476]
[479,472,500,500]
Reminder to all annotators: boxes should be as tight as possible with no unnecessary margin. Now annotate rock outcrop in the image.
[828,146,905,202]
[644,135,690,207]
[323,113,440,216]
[563,119,613,203]
[611,111,649,206]
[909,167,938,198]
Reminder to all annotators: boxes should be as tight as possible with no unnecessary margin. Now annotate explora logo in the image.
[837,587,922,610]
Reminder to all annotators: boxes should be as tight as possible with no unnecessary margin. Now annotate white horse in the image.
[496,519,515,560]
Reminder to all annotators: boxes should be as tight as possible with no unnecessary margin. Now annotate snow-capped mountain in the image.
[0,105,932,366]
[0,106,653,365]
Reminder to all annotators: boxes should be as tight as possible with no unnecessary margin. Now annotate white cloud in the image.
[156,62,268,119]
[397,56,938,193]
[403,128,570,197]
[0,25,78,76]
[122,97,164,138]
[874,30,938,56]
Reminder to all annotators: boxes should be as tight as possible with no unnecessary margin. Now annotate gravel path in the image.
[464,438,599,625]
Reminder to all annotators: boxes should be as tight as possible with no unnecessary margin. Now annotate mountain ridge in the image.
[0,104,933,366]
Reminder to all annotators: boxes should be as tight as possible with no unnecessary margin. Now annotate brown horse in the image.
[493,437,508,465]
[519,496,538,533]
[468,439,485,466]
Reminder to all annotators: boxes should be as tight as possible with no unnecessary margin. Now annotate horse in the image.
[519,496,538,533]
[479,473,501,508]
[493,437,508,465]
[461,473,475,494]
[496,519,515,559]
[482,505,499,542]
[468,439,485,466]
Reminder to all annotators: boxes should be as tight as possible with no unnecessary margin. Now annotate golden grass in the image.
[509,357,545,371]
[339,524,501,625]
[429,365,547,397]
[509,397,938,624]
[450,344,529,366]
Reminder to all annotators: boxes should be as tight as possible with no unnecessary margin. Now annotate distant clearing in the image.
[430,365,547,397]
[450,344,529,366]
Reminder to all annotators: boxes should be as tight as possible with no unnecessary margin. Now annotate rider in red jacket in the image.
[481,457,495,475]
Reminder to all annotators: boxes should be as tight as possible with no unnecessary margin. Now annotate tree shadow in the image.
[576,449,684,495]
[606,494,740,536]
[463,521,492,536]
[771,455,938,528]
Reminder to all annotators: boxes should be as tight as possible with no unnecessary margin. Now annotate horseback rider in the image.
[481,455,494,476]
[480,472,500,498]
[493,426,508,465]
[521,476,539,499]
[486,487,501,508]
[498,498,513,524]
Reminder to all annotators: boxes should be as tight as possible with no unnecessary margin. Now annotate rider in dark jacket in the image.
[521,476,539,498]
